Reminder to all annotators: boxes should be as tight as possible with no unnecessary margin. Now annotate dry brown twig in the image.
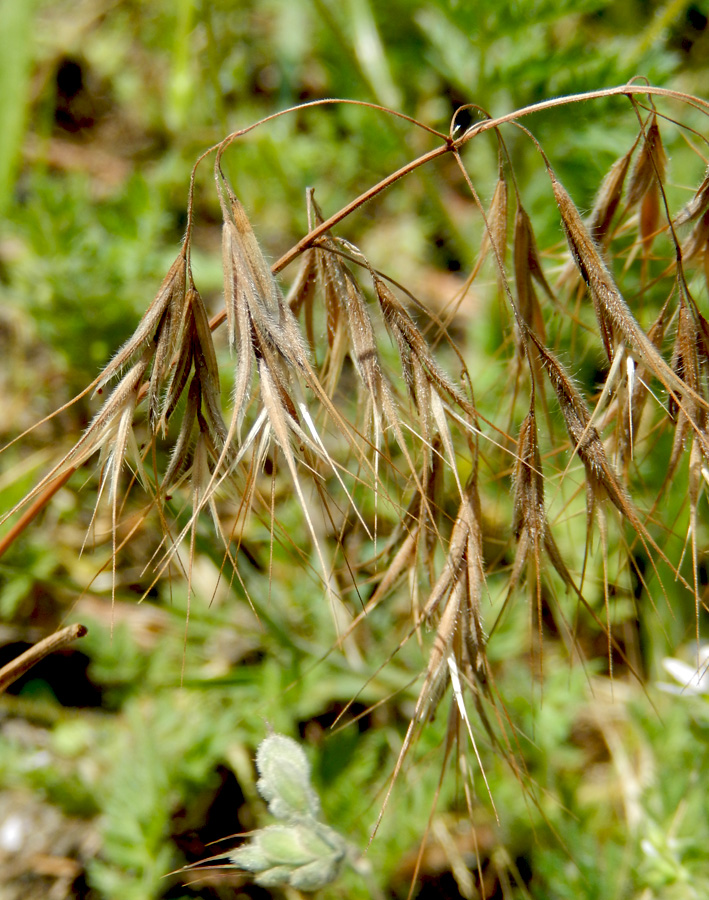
[0,624,88,695]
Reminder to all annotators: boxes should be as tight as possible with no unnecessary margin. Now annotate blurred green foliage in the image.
[2,1,709,898]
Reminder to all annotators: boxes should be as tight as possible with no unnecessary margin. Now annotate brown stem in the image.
[455,83,709,145]
[272,142,454,272]
[186,97,447,262]
[0,623,88,695]
[0,468,75,561]
[207,140,455,332]
[205,83,709,335]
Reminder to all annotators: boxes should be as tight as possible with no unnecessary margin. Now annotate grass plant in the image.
[3,3,709,898]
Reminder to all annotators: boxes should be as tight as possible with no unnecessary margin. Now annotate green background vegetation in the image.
[1,1,709,898]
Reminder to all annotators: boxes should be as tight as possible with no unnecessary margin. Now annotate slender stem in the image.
[271,142,454,273]
[456,83,709,145]
[0,468,74,560]
[269,84,709,276]
[0,623,88,695]
[186,96,447,256]
[207,82,709,333]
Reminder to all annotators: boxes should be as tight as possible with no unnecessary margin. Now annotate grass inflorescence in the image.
[4,83,709,896]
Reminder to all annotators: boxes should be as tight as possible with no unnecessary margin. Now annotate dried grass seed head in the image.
[514,203,550,343]
[479,172,509,274]
[375,277,471,413]
[95,252,187,396]
[683,209,709,264]
[512,407,545,542]
[669,300,705,424]
[626,115,667,208]
[222,187,310,364]
[588,146,633,245]
[220,185,313,437]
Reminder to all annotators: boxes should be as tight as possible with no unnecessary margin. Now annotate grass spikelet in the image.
[550,169,709,434]
[371,473,492,840]
[159,284,228,496]
[221,191,282,333]
[191,287,229,450]
[638,180,662,255]
[162,374,201,492]
[1,358,146,548]
[514,202,553,315]
[476,165,509,287]
[208,185,379,562]
[626,116,667,209]
[160,312,194,427]
[527,327,689,605]
[314,242,350,392]
[100,372,146,616]
[311,243,425,507]
[626,115,668,264]
[221,215,243,349]
[665,297,705,484]
[146,301,175,431]
[617,301,670,466]
[683,209,709,294]
[529,330,635,516]
[675,166,709,227]
[588,145,634,245]
[374,276,472,412]
[669,300,702,422]
[507,401,546,622]
[218,179,312,445]
[220,214,257,432]
[550,175,619,360]
[487,166,509,271]
[21,354,151,522]
[149,276,193,434]
[339,265,381,398]
[370,272,475,511]
[95,252,187,395]
[501,392,592,666]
